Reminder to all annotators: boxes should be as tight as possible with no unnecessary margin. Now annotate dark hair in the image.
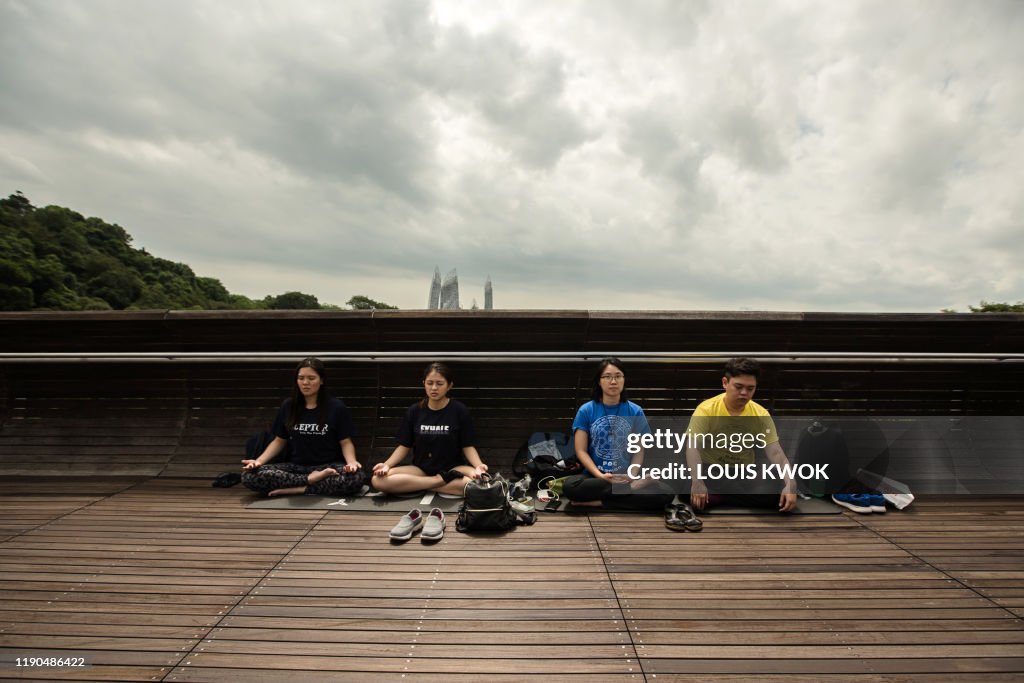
[287,357,330,430]
[591,356,629,403]
[419,362,454,409]
[723,357,761,380]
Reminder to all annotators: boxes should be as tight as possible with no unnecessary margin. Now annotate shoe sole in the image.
[832,497,872,514]
[389,524,423,541]
[421,529,444,542]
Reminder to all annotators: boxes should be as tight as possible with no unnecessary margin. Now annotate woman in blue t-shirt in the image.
[241,357,366,497]
[563,357,673,510]
[372,362,488,496]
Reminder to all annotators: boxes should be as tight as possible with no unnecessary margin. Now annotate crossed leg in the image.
[372,464,476,497]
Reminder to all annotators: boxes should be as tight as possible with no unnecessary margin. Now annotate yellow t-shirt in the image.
[687,393,779,465]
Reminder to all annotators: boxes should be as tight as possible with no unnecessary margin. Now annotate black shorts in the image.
[414,456,462,477]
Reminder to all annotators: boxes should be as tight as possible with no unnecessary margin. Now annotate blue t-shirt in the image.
[572,400,651,473]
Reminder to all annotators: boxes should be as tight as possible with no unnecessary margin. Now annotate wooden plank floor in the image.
[0,479,1022,682]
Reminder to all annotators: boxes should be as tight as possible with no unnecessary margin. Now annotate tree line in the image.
[3,191,1017,313]
[0,192,396,311]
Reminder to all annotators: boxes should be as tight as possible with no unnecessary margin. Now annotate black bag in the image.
[794,420,851,496]
[215,431,279,488]
[456,474,518,532]
[512,432,581,482]
[245,431,274,461]
[245,430,294,462]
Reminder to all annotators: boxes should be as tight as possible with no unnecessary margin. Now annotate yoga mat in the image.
[248,493,839,514]
[698,496,839,515]
[536,495,840,515]
[247,491,465,511]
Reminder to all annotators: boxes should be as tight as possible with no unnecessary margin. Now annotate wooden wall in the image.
[1,310,1021,478]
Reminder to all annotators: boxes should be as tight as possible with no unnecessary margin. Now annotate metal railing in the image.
[1,351,1022,364]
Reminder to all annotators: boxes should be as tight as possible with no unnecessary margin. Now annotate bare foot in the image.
[268,486,306,497]
[307,468,338,484]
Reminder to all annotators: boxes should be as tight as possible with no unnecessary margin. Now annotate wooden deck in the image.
[1,478,1022,682]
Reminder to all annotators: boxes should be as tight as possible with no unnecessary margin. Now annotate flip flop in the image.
[677,503,703,531]
[665,503,703,532]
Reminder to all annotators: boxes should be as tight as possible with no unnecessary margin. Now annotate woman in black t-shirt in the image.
[241,357,366,497]
[372,362,488,496]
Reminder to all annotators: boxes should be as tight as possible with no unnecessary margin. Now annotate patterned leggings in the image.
[242,463,367,496]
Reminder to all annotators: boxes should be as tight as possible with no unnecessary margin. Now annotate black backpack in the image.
[456,474,518,532]
[244,431,294,462]
[215,431,285,488]
[512,432,581,482]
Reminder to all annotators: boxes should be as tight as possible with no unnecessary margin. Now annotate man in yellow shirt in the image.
[685,358,797,512]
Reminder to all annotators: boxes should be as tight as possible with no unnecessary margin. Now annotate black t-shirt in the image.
[396,399,478,475]
[271,397,356,467]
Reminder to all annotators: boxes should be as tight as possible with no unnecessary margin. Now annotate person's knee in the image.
[562,486,581,501]
[372,476,395,492]
[563,475,607,501]
[312,475,363,497]
[335,471,366,494]
[561,474,586,495]
[241,470,264,491]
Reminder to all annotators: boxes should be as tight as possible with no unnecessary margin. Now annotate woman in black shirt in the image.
[241,357,366,497]
[372,362,488,496]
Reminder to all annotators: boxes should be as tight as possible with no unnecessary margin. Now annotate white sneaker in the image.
[510,496,535,516]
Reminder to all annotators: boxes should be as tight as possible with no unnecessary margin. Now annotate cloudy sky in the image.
[1,0,1021,311]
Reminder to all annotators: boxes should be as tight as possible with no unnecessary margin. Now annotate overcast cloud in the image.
[1,0,1021,310]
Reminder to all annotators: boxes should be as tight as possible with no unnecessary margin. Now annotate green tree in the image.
[0,285,34,309]
[347,295,398,310]
[0,192,344,311]
[225,293,264,310]
[86,269,144,309]
[30,255,79,309]
[266,291,320,309]
[196,277,230,304]
[969,301,1024,313]
[0,190,33,215]
[0,258,34,309]
[130,284,176,310]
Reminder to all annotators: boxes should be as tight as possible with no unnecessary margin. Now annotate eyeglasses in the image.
[600,373,624,382]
